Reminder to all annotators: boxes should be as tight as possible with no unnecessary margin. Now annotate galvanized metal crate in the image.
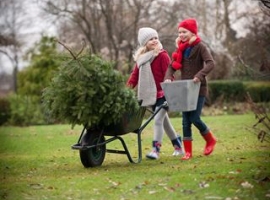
[161,80,201,112]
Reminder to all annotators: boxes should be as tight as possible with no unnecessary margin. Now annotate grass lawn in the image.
[0,114,269,200]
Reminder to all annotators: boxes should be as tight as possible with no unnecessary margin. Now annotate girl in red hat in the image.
[164,18,217,160]
[127,27,183,159]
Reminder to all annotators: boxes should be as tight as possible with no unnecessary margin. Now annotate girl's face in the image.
[146,37,159,50]
[178,27,194,42]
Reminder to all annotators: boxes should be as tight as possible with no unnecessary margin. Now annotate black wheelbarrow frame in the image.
[71,102,168,168]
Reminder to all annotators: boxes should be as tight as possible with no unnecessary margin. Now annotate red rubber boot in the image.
[181,140,192,160]
[202,131,217,155]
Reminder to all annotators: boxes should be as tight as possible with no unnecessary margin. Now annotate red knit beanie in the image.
[178,18,198,34]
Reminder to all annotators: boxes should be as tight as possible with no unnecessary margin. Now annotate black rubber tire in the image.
[79,131,106,168]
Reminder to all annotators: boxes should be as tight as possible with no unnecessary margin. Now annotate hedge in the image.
[208,80,270,103]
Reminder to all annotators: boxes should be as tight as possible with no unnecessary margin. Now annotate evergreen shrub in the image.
[7,94,45,126]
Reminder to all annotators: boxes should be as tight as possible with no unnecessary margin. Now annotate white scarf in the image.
[136,50,157,106]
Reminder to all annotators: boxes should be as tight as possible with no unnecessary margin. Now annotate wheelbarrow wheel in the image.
[79,132,106,168]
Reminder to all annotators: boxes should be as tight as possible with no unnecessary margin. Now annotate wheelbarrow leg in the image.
[71,127,86,149]
[106,131,142,164]
[122,102,167,163]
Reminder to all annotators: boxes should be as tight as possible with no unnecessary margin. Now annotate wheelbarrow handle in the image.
[138,101,168,132]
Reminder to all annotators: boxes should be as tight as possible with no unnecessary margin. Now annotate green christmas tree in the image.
[42,42,139,128]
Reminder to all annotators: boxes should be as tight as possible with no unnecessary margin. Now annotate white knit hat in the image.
[138,27,158,46]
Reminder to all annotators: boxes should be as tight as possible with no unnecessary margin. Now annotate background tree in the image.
[17,36,60,99]
[40,0,269,81]
[43,0,164,72]
[231,15,270,80]
[6,36,61,126]
[0,0,25,92]
[259,0,270,14]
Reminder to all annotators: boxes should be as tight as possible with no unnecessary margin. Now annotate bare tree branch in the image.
[0,49,15,65]
[56,39,77,59]
[261,0,270,9]
[75,39,86,58]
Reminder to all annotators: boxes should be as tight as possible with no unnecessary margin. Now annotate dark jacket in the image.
[164,42,215,96]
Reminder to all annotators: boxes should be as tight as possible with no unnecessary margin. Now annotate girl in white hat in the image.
[126,27,183,159]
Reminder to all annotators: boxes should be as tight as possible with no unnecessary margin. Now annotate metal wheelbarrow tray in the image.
[71,102,167,168]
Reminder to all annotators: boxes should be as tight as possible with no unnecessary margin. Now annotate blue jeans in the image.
[182,96,209,140]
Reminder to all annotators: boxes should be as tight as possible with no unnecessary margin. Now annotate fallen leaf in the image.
[205,196,222,199]
[199,181,210,188]
[29,183,43,190]
[143,180,150,185]
[135,184,142,190]
[175,183,181,187]
[241,181,254,188]
[47,186,57,190]
[182,189,195,194]
[259,176,270,182]
[108,179,120,187]
[149,190,157,194]
[164,186,175,192]
[158,183,167,186]
[229,171,239,174]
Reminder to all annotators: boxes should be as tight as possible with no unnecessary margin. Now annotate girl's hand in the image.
[164,79,172,83]
[193,77,200,83]
[175,37,181,47]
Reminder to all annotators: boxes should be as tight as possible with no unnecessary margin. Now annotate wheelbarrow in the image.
[71,102,168,168]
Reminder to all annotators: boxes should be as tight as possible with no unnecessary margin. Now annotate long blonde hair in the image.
[133,41,163,62]
[175,34,197,47]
